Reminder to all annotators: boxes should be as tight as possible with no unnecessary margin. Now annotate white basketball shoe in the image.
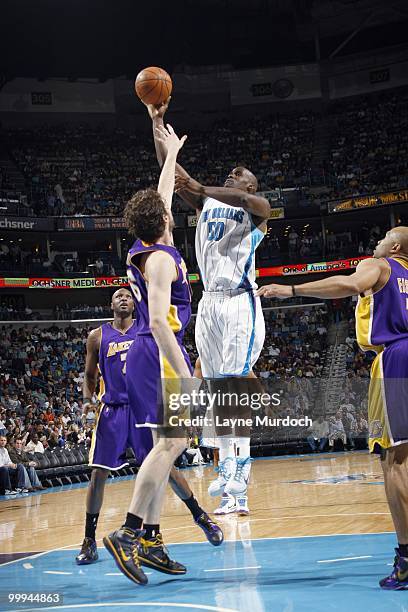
[224,457,251,496]
[236,495,250,516]
[208,456,236,497]
[213,493,237,515]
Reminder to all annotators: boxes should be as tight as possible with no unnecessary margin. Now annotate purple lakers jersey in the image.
[98,321,137,405]
[126,240,191,341]
[356,257,408,353]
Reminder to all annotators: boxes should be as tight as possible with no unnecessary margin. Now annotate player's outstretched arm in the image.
[175,176,270,219]
[82,328,101,414]
[145,251,192,379]
[256,258,385,300]
[155,124,187,211]
[145,99,204,211]
[145,98,171,168]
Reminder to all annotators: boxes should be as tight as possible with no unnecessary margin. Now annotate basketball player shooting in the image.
[76,289,222,565]
[257,227,408,590]
[147,97,271,516]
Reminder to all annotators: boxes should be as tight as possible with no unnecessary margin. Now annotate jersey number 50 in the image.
[208,221,225,241]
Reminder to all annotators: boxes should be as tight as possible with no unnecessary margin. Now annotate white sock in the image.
[218,437,235,462]
[235,437,250,460]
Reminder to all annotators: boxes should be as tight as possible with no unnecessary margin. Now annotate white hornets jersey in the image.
[195,197,265,291]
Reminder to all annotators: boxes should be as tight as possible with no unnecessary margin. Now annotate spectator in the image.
[25,432,45,454]
[95,258,104,275]
[0,434,28,492]
[8,438,45,490]
[307,416,329,452]
[328,414,347,451]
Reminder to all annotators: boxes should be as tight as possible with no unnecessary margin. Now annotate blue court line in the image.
[360,482,385,485]
[0,532,403,612]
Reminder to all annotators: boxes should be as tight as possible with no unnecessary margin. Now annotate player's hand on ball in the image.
[174,175,204,195]
[256,284,292,299]
[155,123,187,153]
[144,96,171,120]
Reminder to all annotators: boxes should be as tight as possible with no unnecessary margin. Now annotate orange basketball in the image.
[135,67,172,106]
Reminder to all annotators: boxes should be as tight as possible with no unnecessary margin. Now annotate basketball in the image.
[135,66,172,106]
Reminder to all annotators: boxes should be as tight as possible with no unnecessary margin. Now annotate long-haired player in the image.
[103,124,222,586]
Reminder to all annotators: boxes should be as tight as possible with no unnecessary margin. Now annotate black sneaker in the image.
[195,512,224,546]
[75,537,99,565]
[103,527,148,585]
[139,533,186,575]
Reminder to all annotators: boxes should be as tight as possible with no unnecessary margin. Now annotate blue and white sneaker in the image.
[236,495,250,516]
[214,493,236,515]
[225,457,251,496]
[208,457,236,497]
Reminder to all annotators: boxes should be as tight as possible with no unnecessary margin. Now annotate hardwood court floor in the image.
[0,451,393,556]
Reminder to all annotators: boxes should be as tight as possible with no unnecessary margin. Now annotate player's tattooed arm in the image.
[82,328,101,412]
[175,176,270,219]
[145,98,204,211]
[145,251,192,379]
[256,258,386,300]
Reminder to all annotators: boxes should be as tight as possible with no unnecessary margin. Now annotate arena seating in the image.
[2,89,407,221]
[0,212,394,283]
[327,90,408,195]
[25,445,139,488]
[3,111,314,217]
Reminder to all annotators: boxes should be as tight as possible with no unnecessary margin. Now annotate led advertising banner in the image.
[0,257,368,289]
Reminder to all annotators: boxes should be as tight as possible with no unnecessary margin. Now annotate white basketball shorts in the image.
[195,289,265,379]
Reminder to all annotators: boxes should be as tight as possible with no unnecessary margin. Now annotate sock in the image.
[144,523,160,539]
[235,437,250,459]
[124,512,143,531]
[218,437,235,462]
[183,494,204,520]
[398,543,408,558]
[85,512,99,540]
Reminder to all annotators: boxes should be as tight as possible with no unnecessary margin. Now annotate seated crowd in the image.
[327,90,408,196]
[258,221,387,265]
[4,111,314,218]
[1,88,407,223]
[306,299,372,453]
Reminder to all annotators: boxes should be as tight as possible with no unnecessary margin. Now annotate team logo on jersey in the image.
[202,207,244,223]
[106,340,134,357]
[369,420,383,438]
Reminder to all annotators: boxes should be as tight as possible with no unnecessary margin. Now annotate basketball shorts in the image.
[126,335,193,428]
[195,289,265,378]
[88,403,153,470]
[368,338,408,452]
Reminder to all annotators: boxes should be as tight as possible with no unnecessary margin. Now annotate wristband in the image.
[291,285,296,297]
